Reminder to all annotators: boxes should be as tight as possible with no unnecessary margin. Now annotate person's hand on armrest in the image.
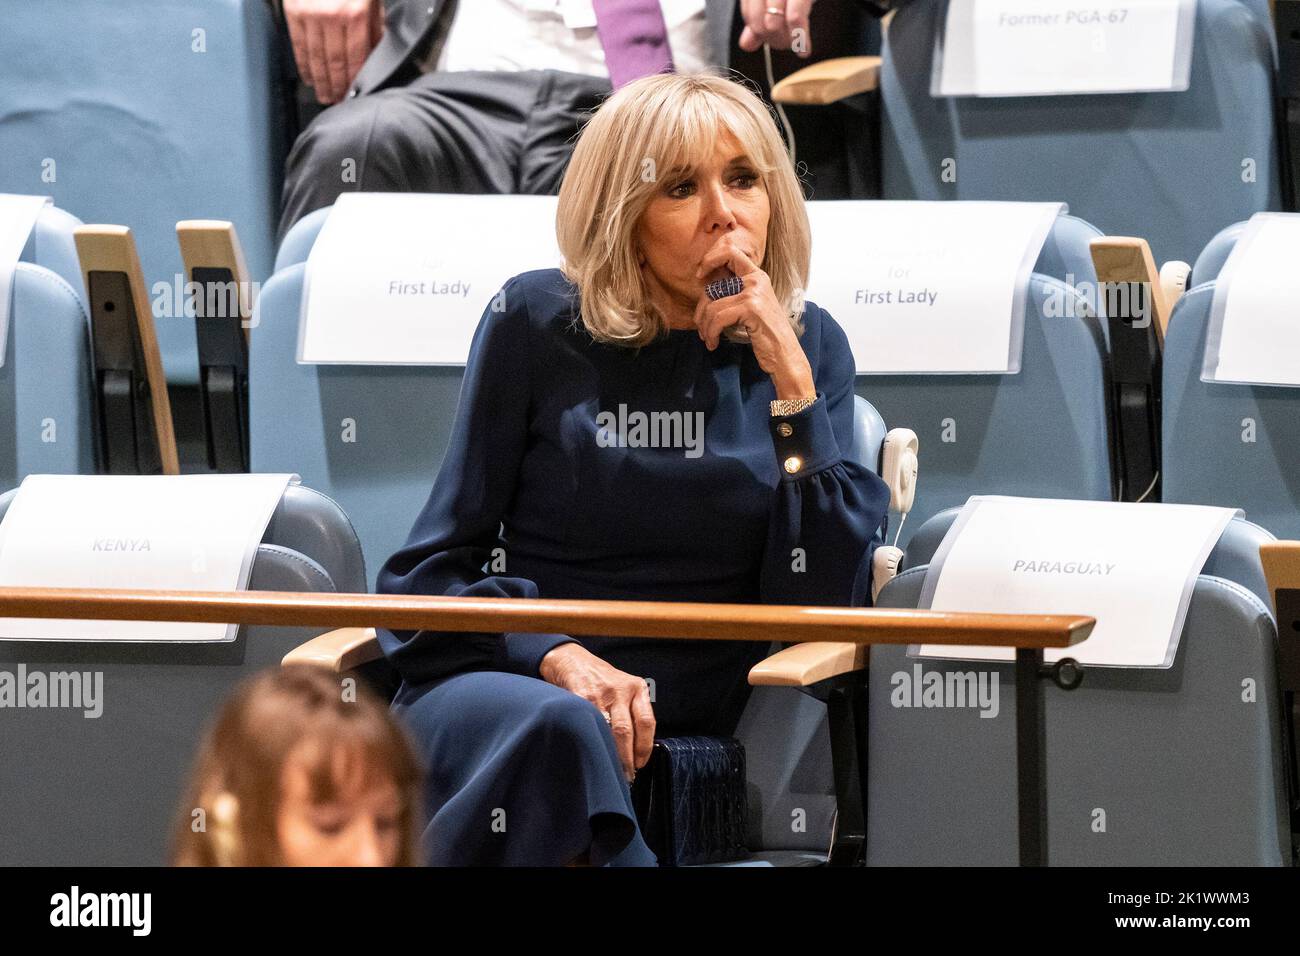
[540,643,655,784]
[738,0,816,58]
[284,0,385,104]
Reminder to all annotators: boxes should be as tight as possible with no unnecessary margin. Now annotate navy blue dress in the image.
[377,267,890,866]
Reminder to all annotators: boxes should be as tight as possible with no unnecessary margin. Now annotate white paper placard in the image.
[0,473,297,643]
[298,192,563,365]
[805,200,1062,374]
[915,496,1237,667]
[1202,212,1300,387]
[0,194,52,369]
[933,0,1197,98]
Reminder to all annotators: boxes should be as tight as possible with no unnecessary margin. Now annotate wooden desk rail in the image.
[0,587,1094,648]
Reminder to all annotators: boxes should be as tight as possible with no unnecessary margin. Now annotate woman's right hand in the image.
[539,643,655,782]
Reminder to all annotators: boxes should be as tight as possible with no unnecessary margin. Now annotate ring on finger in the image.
[706,274,745,301]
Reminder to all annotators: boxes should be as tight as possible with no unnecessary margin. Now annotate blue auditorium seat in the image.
[881,0,1279,266]
[0,482,366,866]
[1163,220,1300,537]
[1,202,95,485]
[253,209,465,587]
[856,212,1113,548]
[0,0,287,385]
[870,507,1290,865]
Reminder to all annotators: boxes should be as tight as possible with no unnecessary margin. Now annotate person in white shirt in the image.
[277,0,821,237]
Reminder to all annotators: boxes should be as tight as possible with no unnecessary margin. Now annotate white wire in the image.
[892,510,907,548]
[763,43,798,171]
[1134,470,1160,504]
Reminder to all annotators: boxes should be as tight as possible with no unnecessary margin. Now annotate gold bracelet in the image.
[770,396,818,417]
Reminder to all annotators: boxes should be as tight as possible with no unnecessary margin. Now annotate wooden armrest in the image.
[1262,542,1300,616]
[176,219,254,337]
[74,225,179,475]
[282,627,382,672]
[1089,236,1172,344]
[749,641,866,687]
[771,56,882,105]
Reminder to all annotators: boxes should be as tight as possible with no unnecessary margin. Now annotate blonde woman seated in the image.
[377,73,890,866]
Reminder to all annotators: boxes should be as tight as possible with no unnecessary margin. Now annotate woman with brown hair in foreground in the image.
[173,665,422,866]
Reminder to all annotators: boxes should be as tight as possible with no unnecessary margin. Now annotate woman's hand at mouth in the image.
[693,236,816,399]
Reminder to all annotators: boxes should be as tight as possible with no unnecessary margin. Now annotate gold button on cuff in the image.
[783,455,802,474]
[777,422,793,438]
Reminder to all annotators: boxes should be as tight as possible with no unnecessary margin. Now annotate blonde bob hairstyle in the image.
[557,72,812,348]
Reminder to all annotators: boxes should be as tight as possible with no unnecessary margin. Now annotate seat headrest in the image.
[275,206,331,272]
[1190,220,1249,287]
[1037,213,1103,293]
[247,543,336,593]
[262,484,367,594]
[20,204,84,304]
[851,395,885,472]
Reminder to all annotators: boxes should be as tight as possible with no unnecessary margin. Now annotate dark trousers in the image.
[278,68,612,240]
[393,670,658,866]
